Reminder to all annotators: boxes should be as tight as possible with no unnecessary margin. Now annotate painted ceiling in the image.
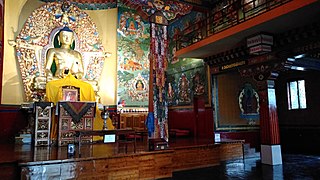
[40,0,117,9]
[39,0,214,9]
[39,0,214,21]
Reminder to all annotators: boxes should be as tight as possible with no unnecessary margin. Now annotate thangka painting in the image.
[166,58,209,106]
[117,6,150,108]
[12,2,107,101]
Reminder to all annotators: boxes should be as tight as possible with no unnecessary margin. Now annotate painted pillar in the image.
[149,13,169,141]
[257,73,282,165]
[145,3,192,141]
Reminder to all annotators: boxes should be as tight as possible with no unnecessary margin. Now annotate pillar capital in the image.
[239,62,282,81]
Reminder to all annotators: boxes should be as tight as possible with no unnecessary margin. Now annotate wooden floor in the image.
[0,138,244,179]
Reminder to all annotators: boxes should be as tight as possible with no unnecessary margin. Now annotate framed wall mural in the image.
[212,72,260,131]
[166,58,210,107]
[117,6,150,108]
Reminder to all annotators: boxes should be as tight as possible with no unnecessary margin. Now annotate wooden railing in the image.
[176,0,292,51]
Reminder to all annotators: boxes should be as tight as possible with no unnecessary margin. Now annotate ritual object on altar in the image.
[101,105,109,130]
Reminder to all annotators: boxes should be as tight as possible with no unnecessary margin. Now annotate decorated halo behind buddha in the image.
[13,1,108,102]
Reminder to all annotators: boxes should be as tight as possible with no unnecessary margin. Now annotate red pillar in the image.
[257,74,282,165]
[259,82,280,145]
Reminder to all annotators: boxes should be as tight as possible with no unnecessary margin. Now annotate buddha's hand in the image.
[46,71,53,81]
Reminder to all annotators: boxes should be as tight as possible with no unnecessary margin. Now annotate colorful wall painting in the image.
[122,0,192,21]
[168,11,205,64]
[166,58,209,106]
[166,11,209,107]
[117,6,150,108]
[40,0,117,10]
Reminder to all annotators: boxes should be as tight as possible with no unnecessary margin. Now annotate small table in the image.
[74,129,136,156]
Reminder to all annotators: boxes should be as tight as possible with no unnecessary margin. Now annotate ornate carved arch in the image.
[15,2,106,101]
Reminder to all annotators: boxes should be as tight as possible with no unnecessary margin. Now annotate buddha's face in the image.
[59,30,74,45]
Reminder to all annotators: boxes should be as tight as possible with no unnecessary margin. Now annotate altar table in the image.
[75,129,136,155]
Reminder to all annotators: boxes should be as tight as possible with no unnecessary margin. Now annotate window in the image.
[287,80,307,110]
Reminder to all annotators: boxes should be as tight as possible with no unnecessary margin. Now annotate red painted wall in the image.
[220,131,260,150]
[168,106,214,139]
[0,105,27,143]
[168,109,196,134]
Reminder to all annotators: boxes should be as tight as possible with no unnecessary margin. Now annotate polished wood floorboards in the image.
[0,137,217,164]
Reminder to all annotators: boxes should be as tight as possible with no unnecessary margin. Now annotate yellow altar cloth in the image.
[46,74,95,104]
[46,74,114,142]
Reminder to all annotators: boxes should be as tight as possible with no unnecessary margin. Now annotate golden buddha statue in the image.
[42,26,100,102]
[45,27,84,80]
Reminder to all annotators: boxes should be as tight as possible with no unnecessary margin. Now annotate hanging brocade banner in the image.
[151,23,168,141]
